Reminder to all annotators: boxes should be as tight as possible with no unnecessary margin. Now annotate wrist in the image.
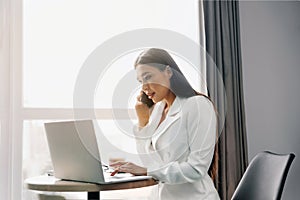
[138,120,149,128]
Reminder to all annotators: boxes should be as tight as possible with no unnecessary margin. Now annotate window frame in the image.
[0,0,206,199]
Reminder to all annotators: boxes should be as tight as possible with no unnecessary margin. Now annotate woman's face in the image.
[136,64,172,103]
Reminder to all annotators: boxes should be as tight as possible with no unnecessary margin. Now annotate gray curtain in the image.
[202,1,248,199]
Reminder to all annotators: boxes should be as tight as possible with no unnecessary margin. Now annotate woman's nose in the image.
[142,83,149,91]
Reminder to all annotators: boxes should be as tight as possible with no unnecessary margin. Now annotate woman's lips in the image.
[147,92,155,99]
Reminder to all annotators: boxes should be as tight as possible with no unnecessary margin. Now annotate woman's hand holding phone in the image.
[135,91,154,128]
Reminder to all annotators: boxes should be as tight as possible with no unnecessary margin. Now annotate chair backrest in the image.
[231,151,295,200]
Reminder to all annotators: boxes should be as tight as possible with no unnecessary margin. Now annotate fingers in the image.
[109,161,132,173]
[136,91,144,102]
[110,168,119,176]
[118,165,131,173]
[109,162,131,170]
[136,95,141,102]
[117,163,135,173]
[109,161,127,168]
[109,162,146,175]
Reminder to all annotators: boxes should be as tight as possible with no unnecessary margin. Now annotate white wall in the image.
[239,1,300,199]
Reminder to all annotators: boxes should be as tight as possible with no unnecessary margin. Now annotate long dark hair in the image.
[134,48,218,183]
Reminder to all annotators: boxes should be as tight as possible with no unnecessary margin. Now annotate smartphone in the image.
[140,92,154,108]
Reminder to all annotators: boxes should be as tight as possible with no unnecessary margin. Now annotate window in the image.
[1,0,203,199]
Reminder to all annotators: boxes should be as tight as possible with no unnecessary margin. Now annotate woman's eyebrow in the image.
[137,72,151,81]
[141,72,151,77]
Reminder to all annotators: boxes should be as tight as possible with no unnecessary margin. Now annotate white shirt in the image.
[134,95,220,200]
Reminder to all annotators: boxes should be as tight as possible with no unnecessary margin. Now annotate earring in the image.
[166,65,173,78]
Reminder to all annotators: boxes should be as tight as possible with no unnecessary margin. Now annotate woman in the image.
[110,48,220,200]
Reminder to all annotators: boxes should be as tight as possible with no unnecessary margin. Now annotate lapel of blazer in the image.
[152,97,184,150]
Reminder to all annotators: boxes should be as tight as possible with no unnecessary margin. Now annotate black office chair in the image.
[231,151,295,200]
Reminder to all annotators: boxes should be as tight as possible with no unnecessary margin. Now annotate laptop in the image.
[44,120,152,184]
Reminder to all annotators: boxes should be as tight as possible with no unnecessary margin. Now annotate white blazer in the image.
[134,95,220,200]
